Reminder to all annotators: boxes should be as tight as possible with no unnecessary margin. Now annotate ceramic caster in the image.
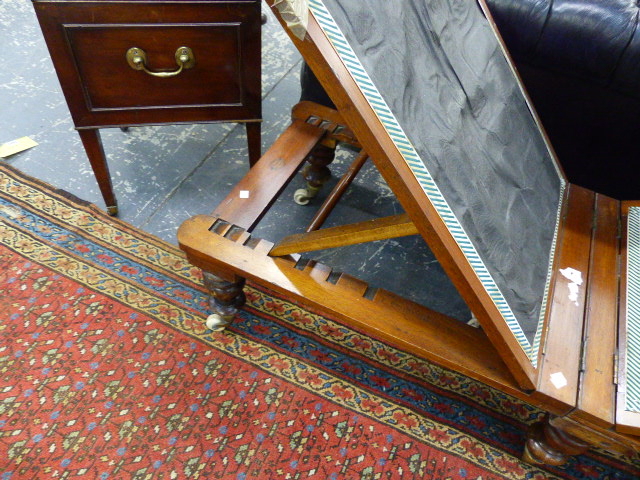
[205,313,233,331]
[294,188,311,205]
[293,185,320,205]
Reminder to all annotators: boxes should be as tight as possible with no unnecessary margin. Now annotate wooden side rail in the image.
[212,119,325,230]
[177,214,527,399]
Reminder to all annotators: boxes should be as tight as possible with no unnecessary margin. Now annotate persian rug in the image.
[0,162,639,480]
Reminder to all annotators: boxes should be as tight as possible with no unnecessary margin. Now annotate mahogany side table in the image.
[33,0,262,215]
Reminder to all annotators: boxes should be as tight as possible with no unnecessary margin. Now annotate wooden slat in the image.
[572,194,620,428]
[269,213,417,256]
[306,150,369,232]
[537,185,595,410]
[212,119,324,230]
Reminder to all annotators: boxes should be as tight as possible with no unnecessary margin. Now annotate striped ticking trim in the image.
[308,0,565,365]
[532,183,565,361]
[625,207,640,412]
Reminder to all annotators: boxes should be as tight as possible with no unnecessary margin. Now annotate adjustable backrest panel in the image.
[304,0,565,365]
[265,0,573,387]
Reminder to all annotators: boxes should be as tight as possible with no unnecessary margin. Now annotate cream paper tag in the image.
[0,137,38,158]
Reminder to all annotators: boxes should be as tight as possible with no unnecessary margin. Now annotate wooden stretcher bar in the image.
[270,213,417,256]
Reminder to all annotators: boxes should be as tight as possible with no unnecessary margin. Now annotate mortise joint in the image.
[294,257,311,270]
[326,271,342,285]
[363,286,378,301]
[210,218,231,235]
[243,236,262,250]
[224,225,246,241]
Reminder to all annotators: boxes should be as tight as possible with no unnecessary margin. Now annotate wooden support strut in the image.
[269,213,418,257]
[306,150,369,231]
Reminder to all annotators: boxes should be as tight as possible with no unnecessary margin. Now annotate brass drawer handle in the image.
[125,46,195,77]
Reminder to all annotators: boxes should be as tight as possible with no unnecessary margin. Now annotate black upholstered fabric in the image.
[316,0,564,345]
[301,0,640,199]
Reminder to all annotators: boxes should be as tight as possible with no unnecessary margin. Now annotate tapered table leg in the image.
[77,128,118,216]
[246,122,261,167]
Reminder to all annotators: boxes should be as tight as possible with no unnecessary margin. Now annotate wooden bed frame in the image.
[178,0,640,464]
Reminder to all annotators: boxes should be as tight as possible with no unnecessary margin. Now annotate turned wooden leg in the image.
[202,271,246,331]
[523,415,590,466]
[77,128,118,216]
[245,122,261,167]
[294,142,336,205]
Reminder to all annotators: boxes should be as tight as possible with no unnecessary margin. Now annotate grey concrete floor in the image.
[0,0,470,321]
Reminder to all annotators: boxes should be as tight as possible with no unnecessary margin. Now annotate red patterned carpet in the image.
[0,163,639,479]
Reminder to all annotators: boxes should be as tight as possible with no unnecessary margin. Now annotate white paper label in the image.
[550,371,568,389]
[559,267,583,306]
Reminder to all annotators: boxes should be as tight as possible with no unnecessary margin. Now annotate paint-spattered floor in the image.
[0,0,470,321]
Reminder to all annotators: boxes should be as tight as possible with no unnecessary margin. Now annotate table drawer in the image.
[66,24,246,110]
[34,1,261,127]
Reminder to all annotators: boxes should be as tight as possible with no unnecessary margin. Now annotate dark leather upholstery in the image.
[489,0,640,95]
[486,0,640,199]
[301,0,640,198]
